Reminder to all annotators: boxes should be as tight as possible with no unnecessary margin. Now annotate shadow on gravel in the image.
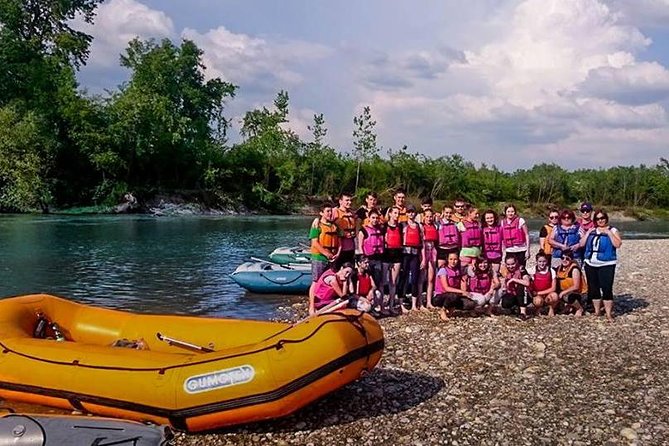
[614,293,649,315]
[213,368,444,435]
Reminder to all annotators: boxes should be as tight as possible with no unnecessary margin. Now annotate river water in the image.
[1,214,667,320]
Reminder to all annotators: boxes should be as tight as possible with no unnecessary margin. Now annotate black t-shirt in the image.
[539,225,550,238]
[355,206,369,221]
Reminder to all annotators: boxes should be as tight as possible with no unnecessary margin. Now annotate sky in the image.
[74,0,669,171]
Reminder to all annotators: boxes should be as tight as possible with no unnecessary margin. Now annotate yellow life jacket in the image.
[556,263,587,294]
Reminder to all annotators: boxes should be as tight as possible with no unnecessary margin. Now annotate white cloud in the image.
[182,26,332,90]
[359,0,669,168]
[605,0,669,27]
[75,0,174,68]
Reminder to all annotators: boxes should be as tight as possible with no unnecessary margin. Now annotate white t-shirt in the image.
[585,227,618,267]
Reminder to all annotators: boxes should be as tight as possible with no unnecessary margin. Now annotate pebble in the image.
[172,240,669,446]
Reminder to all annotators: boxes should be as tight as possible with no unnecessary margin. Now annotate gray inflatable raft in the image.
[0,413,171,445]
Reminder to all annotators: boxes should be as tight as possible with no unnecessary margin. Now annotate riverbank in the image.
[175,238,669,445]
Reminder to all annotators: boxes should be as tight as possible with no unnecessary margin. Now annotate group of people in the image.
[307,189,622,322]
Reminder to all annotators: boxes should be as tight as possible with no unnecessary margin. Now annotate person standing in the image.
[577,202,595,231]
[382,206,403,315]
[451,198,467,223]
[334,192,356,266]
[308,203,341,298]
[457,207,483,270]
[549,210,583,269]
[355,191,380,227]
[481,209,503,274]
[539,210,559,256]
[399,205,424,312]
[420,208,440,309]
[437,205,461,269]
[580,210,622,321]
[385,188,409,223]
[501,204,530,268]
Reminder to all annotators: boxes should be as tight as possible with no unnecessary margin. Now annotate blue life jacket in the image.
[552,225,582,259]
[584,230,617,262]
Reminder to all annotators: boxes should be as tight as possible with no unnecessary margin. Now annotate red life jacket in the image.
[501,217,526,248]
[532,268,553,293]
[469,271,492,294]
[461,220,483,248]
[403,222,422,248]
[435,266,462,294]
[362,225,384,257]
[356,272,372,296]
[482,226,503,261]
[438,220,460,248]
[422,223,439,243]
[385,224,402,249]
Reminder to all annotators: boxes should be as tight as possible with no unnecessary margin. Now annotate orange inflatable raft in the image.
[0,294,384,432]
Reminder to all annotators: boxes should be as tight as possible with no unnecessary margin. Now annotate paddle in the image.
[156,333,214,353]
[294,297,349,324]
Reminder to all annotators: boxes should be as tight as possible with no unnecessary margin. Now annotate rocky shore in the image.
[174,238,669,445]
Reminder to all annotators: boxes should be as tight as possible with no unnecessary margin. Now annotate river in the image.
[1,214,667,320]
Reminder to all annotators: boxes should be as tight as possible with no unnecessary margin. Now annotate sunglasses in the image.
[549,215,559,219]
[596,216,607,221]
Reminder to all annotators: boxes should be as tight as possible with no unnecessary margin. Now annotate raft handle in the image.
[156,333,215,353]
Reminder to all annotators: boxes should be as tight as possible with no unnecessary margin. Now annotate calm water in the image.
[1,214,667,320]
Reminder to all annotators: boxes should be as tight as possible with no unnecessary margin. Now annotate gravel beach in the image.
[136,239,669,444]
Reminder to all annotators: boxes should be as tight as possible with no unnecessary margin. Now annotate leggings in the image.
[398,253,420,299]
[500,289,529,309]
[367,259,384,306]
[584,263,616,301]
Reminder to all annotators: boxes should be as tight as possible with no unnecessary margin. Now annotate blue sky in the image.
[76,0,669,171]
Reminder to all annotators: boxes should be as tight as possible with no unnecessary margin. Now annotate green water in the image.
[1,214,666,319]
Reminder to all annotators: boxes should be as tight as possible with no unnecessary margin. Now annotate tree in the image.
[352,106,378,193]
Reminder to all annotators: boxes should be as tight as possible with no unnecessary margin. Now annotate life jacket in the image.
[313,269,339,307]
[469,271,492,294]
[422,222,439,243]
[461,220,482,248]
[578,217,595,231]
[355,272,373,296]
[311,221,339,254]
[334,208,356,238]
[384,224,402,249]
[482,226,503,261]
[584,230,618,262]
[501,217,526,248]
[542,224,554,255]
[402,222,422,248]
[397,207,408,223]
[438,220,461,248]
[503,267,525,297]
[552,225,582,259]
[531,268,553,293]
[435,267,461,294]
[556,263,588,294]
[361,225,385,257]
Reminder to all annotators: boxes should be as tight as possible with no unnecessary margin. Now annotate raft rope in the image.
[0,314,371,374]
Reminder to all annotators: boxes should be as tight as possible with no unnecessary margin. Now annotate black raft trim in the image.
[0,339,384,428]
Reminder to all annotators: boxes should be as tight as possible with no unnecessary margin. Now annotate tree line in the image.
[2,1,668,215]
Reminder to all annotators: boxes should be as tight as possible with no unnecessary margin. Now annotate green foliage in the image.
[0,106,55,211]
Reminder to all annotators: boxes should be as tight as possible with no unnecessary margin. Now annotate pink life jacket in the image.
[501,217,526,248]
[313,270,339,308]
[469,271,492,294]
[438,220,460,248]
[531,268,553,293]
[435,266,461,294]
[482,225,503,261]
[577,217,595,231]
[461,220,483,248]
[362,225,384,256]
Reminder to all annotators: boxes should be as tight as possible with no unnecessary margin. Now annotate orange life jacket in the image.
[311,221,340,254]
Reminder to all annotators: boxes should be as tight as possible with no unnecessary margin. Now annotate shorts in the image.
[311,260,328,282]
[383,248,403,264]
[437,247,459,261]
[470,292,491,307]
